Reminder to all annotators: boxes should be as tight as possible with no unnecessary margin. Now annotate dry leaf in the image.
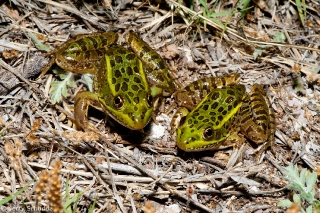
[291,63,301,73]
[3,49,19,59]
[4,5,20,20]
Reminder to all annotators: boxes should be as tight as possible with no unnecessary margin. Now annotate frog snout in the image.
[176,128,200,151]
[123,112,149,130]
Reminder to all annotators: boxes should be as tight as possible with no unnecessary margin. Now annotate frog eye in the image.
[114,95,124,109]
[147,94,153,108]
[203,127,213,140]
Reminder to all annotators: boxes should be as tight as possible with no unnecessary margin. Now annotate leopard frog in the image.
[41,32,176,131]
[171,74,275,153]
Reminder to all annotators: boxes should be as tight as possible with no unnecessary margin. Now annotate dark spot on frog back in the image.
[211,102,218,109]
[193,111,199,117]
[134,77,141,83]
[126,53,136,61]
[121,82,128,92]
[227,89,235,96]
[209,111,216,116]
[115,55,123,63]
[134,97,139,104]
[116,47,127,54]
[225,96,234,104]
[115,83,120,92]
[114,69,121,78]
[110,59,115,67]
[139,84,145,90]
[201,104,209,111]
[133,66,139,73]
[128,91,134,97]
[127,67,133,75]
[131,84,139,91]
[211,91,220,100]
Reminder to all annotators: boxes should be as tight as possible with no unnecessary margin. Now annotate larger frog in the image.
[41,32,177,131]
[171,74,276,155]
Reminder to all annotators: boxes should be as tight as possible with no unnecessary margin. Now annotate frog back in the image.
[94,45,153,130]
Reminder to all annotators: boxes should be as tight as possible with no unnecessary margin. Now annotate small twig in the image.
[129,195,137,213]
[147,164,173,187]
[28,161,179,184]
[81,157,112,192]
[243,205,274,212]
[265,152,284,173]
[103,147,127,213]
[196,187,285,196]
[36,0,102,28]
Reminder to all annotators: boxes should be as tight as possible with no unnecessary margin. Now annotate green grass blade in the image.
[295,0,306,24]
[0,181,34,205]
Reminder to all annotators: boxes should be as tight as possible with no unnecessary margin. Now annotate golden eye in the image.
[114,95,124,109]
[147,94,153,108]
[202,127,213,140]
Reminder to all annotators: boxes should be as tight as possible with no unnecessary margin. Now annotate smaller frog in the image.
[41,32,177,131]
[171,74,275,157]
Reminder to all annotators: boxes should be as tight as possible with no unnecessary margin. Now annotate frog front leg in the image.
[74,91,104,132]
[170,107,189,135]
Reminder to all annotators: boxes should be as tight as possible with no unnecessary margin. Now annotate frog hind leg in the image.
[125,32,178,94]
[39,32,118,79]
[240,84,275,161]
[174,74,241,110]
[253,85,276,160]
[74,91,104,132]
